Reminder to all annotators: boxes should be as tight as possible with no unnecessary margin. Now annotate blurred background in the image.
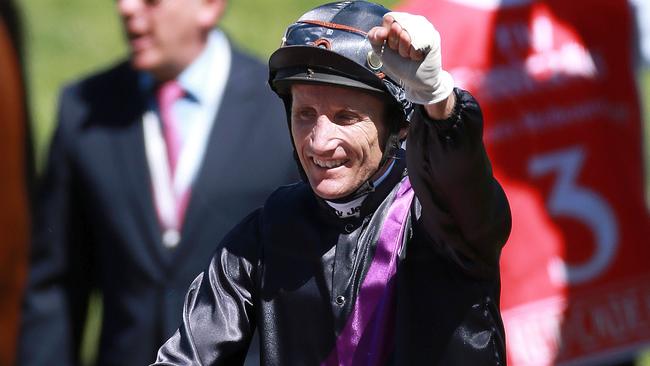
[9,0,650,365]
[24,0,402,170]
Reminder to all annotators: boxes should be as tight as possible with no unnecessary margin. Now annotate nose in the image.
[117,0,150,34]
[310,115,339,154]
[116,0,142,17]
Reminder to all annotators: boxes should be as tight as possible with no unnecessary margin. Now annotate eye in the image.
[334,111,361,125]
[142,0,163,6]
[292,107,317,122]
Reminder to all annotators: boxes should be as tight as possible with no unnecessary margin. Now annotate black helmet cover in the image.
[269,0,413,129]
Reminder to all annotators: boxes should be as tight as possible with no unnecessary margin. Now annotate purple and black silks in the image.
[152,88,511,366]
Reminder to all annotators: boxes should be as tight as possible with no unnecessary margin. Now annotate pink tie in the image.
[155,80,190,246]
[156,80,184,175]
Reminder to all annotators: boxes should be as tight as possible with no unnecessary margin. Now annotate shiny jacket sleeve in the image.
[406,88,511,274]
[18,86,95,366]
[152,211,261,366]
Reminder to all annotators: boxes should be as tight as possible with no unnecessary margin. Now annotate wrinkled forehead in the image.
[290,82,385,107]
[289,83,391,127]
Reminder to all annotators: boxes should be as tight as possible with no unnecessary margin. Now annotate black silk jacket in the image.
[152,89,512,365]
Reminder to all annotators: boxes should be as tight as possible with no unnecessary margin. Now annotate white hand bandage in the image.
[373,12,454,105]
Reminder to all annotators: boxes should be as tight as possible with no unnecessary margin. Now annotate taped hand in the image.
[368,12,454,105]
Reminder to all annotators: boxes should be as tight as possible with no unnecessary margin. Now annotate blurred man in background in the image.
[18,0,297,364]
[0,0,32,365]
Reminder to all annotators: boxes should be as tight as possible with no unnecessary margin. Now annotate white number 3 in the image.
[528,146,619,285]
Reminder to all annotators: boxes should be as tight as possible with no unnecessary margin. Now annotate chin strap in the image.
[326,156,397,211]
[324,158,397,219]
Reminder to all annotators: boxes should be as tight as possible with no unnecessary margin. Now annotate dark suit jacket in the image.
[18,46,298,366]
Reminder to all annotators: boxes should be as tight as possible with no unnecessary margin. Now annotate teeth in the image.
[313,157,346,169]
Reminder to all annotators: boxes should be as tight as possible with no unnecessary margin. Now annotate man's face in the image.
[291,83,387,200]
[116,0,221,81]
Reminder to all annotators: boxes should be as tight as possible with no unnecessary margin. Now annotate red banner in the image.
[397,0,650,364]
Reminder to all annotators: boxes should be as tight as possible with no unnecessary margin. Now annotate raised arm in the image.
[409,90,511,272]
[369,12,511,273]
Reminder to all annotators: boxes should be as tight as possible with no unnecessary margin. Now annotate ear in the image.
[197,0,227,29]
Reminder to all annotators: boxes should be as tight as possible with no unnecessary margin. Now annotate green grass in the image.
[22,0,125,169]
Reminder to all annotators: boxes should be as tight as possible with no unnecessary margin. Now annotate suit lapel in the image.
[175,50,252,263]
[109,65,172,270]
[116,117,173,267]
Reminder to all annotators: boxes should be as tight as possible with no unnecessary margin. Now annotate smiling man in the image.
[152,1,511,365]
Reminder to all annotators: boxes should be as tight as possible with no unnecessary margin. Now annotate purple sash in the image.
[322,178,414,366]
